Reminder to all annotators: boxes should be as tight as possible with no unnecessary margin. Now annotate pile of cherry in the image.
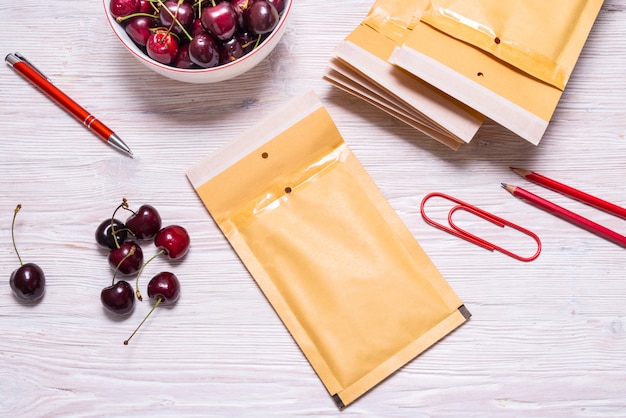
[110,0,286,68]
[96,199,190,344]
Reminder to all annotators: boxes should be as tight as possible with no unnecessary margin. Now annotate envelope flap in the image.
[420,0,604,90]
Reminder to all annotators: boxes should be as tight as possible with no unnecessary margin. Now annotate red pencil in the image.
[511,167,626,219]
[502,183,626,248]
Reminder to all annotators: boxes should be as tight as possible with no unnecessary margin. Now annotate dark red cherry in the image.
[101,280,135,315]
[9,204,45,303]
[231,0,255,27]
[110,0,141,18]
[125,16,159,47]
[139,0,154,13]
[124,272,181,345]
[146,30,179,65]
[266,0,284,14]
[188,33,219,68]
[173,43,198,69]
[10,263,45,302]
[243,1,278,35]
[219,37,244,64]
[191,18,206,37]
[108,241,144,275]
[238,31,258,54]
[125,204,162,240]
[154,225,190,260]
[159,0,194,36]
[147,272,181,304]
[201,2,238,41]
[95,218,128,250]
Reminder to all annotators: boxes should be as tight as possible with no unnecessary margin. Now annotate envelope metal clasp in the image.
[420,192,541,262]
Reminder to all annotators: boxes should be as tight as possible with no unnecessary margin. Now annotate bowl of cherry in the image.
[104,0,292,83]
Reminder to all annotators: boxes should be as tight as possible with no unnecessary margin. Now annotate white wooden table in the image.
[1,1,625,416]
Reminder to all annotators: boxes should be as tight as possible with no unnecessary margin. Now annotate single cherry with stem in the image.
[201,1,238,41]
[146,29,180,65]
[9,205,45,302]
[105,199,144,276]
[125,204,162,240]
[108,241,144,276]
[101,246,138,315]
[95,218,128,250]
[110,0,141,19]
[124,271,180,345]
[159,0,195,36]
[133,224,190,301]
[244,0,279,35]
[188,33,219,68]
[121,15,160,47]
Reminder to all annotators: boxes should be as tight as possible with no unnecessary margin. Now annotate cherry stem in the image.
[111,198,131,249]
[134,249,166,301]
[253,34,262,50]
[111,246,136,286]
[11,204,23,266]
[124,296,163,345]
[115,12,158,23]
[157,0,193,41]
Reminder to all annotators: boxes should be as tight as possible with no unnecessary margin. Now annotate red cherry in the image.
[9,204,45,303]
[154,225,190,260]
[201,2,238,41]
[125,16,159,47]
[124,272,181,345]
[10,263,45,302]
[101,280,135,315]
[139,0,154,14]
[125,204,162,240]
[188,33,219,68]
[159,0,194,36]
[146,30,179,65]
[110,0,141,19]
[108,241,144,276]
[173,43,197,69]
[147,272,181,304]
[266,0,284,14]
[244,1,278,35]
[219,37,245,64]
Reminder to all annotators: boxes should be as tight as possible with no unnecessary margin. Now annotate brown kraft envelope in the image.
[326,0,484,148]
[390,0,604,144]
[187,90,470,408]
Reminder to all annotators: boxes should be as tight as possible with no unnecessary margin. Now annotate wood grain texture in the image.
[1,1,625,416]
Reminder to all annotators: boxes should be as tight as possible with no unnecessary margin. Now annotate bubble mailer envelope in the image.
[391,0,604,144]
[187,90,470,408]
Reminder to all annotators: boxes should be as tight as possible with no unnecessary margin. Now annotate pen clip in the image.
[6,52,50,81]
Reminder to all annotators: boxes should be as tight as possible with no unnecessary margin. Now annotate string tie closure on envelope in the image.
[420,192,541,262]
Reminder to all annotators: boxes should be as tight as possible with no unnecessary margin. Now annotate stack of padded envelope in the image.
[325,0,604,150]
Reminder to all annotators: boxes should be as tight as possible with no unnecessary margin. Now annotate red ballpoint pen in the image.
[5,52,133,157]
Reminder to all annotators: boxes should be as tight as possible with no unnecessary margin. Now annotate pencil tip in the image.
[501,183,507,188]
[510,167,531,177]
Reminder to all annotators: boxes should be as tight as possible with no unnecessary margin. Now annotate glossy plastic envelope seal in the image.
[420,0,604,90]
[187,90,470,408]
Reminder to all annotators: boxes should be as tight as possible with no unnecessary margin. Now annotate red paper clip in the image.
[420,192,541,262]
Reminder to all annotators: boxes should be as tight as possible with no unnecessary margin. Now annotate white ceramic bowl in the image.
[104,0,292,83]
